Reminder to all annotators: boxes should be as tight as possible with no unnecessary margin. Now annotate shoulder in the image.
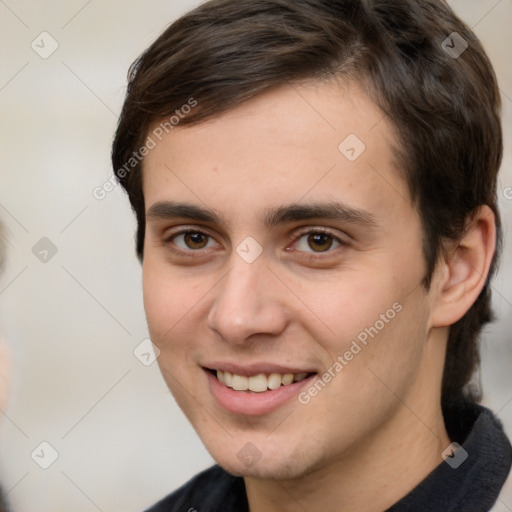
[489,467,512,512]
[143,465,247,512]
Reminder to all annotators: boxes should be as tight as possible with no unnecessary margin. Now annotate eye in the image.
[171,231,218,251]
[294,231,342,253]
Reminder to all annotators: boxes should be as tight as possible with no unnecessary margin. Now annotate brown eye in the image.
[295,231,342,253]
[171,231,216,251]
[307,233,333,252]
[184,232,209,249]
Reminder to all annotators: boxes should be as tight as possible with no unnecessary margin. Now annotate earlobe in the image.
[430,206,496,328]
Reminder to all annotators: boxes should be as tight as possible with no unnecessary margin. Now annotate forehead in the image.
[142,81,411,226]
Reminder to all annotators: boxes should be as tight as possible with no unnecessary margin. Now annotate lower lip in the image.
[206,370,315,416]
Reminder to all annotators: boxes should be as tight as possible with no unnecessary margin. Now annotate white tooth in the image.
[294,372,308,382]
[248,374,268,393]
[268,373,283,390]
[224,371,233,387]
[232,374,249,391]
[216,370,225,384]
[281,373,294,386]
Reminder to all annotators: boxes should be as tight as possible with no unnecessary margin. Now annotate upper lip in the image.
[203,362,316,376]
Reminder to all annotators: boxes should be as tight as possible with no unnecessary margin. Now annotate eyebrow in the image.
[147,201,223,225]
[264,202,378,229]
[146,200,378,229]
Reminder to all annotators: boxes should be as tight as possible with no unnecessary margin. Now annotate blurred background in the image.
[0,1,511,510]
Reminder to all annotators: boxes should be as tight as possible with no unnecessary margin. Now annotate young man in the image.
[112,1,512,510]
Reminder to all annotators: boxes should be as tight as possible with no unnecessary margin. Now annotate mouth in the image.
[203,365,318,415]
[206,368,315,393]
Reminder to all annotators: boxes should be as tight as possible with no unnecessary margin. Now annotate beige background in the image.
[0,1,511,510]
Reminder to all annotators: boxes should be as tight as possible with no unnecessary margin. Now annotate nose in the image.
[207,257,289,344]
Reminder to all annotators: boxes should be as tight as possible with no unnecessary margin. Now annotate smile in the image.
[204,366,317,415]
[215,370,311,392]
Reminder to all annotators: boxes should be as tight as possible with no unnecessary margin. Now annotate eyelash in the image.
[163,227,348,257]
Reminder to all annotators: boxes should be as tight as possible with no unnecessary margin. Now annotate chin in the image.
[221,460,308,480]
[208,442,325,481]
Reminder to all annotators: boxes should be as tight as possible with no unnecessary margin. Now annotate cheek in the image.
[143,265,171,340]
[318,254,423,346]
[303,296,429,440]
[142,258,215,359]
[340,290,429,403]
[297,267,428,382]
[294,272,401,344]
[142,264,204,401]
[143,260,192,343]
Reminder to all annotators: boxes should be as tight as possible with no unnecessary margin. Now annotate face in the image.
[142,81,437,480]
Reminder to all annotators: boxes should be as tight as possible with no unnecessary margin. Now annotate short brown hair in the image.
[112,0,503,410]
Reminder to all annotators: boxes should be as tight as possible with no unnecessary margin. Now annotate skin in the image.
[141,80,495,512]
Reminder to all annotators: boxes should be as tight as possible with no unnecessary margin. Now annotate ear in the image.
[430,205,497,328]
